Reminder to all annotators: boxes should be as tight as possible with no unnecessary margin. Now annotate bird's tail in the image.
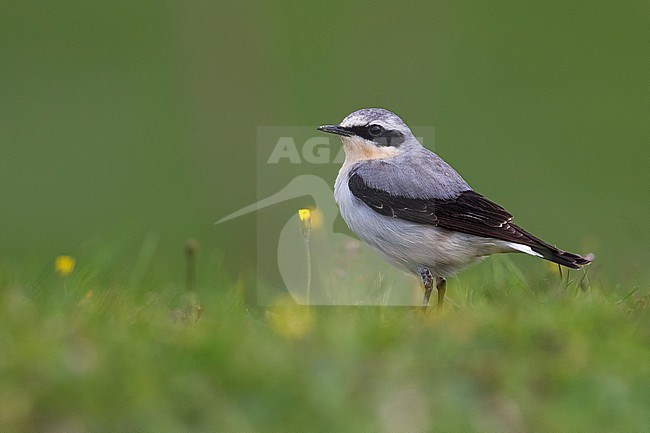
[510,223,592,270]
[532,245,592,269]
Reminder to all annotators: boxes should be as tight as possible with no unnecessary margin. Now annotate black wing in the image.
[348,172,590,269]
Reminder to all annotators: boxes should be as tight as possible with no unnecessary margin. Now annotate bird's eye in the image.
[368,124,383,137]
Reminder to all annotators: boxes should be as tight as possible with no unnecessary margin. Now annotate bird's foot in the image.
[418,267,434,311]
[435,276,446,311]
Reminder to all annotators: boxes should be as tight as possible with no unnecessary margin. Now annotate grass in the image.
[1,252,649,432]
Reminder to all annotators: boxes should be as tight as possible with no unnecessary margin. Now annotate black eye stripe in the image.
[345,125,374,140]
[342,124,405,147]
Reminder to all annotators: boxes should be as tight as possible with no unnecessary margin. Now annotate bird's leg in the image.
[418,267,434,310]
[435,276,446,311]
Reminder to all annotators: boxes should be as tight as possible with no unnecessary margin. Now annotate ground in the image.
[1,254,648,432]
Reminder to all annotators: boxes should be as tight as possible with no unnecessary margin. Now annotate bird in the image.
[318,108,592,310]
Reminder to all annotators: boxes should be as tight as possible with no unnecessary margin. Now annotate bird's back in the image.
[349,146,471,200]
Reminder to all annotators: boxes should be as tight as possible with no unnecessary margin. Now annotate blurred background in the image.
[1,1,648,285]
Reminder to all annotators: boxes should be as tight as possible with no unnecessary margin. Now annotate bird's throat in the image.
[340,137,399,168]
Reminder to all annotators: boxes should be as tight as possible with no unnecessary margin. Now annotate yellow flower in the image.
[55,256,75,277]
[298,208,311,222]
[298,208,312,240]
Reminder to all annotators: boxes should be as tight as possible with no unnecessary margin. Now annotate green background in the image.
[2,1,648,282]
[2,3,650,431]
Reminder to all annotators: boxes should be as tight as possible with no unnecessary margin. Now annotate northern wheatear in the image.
[318,108,591,309]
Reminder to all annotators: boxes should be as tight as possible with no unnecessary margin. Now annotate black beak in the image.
[317,124,353,137]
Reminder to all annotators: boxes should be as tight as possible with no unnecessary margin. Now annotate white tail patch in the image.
[507,242,543,258]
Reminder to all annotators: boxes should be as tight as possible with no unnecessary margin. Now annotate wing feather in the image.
[348,172,590,269]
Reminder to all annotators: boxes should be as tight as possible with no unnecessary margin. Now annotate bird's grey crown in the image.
[337,108,418,148]
[340,108,410,132]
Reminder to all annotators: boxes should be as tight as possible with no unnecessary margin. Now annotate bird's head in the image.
[318,108,419,165]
